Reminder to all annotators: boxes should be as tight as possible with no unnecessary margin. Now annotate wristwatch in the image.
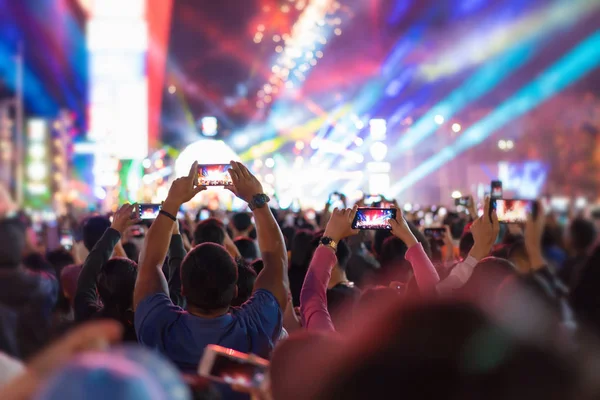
[320,236,338,251]
[248,193,270,211]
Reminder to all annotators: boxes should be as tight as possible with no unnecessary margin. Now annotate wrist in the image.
[323,231,341,243]
[469,244,490,261]
[162,198,181,215]
[398,232,418,248]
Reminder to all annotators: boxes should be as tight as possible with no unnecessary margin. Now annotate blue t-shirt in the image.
[135,289,282,373]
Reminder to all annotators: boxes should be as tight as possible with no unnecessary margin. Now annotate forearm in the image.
[75,228,121,318]
[133,199,176,309]
[300,246,337,332]
[405,242,440,296]
[436,256,479,294]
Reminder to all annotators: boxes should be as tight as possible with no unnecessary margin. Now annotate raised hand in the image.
[110,203,139,235]
[389,208,418,247]
[323,206,359,242]
[166,161,206,207]
[228,161,263,203]
[469,197,500,260]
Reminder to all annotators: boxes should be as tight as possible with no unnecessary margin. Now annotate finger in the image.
[188,161,198,180]
[237,161,252,178]
[228,166,240,182]
[349,205,358,222]
[483,196,491,219]
[194,185,207,194]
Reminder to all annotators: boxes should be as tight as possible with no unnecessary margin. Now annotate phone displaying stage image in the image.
[59,230,74,250]
[491,180,503,199]
[198,164,233,186]
[455,196,471,207]
[198,345,269,389]
[352,207,397,230]
[495,199,535,224]
[139,204,161,220]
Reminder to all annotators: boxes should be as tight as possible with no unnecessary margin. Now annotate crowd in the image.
[1,160,600,399]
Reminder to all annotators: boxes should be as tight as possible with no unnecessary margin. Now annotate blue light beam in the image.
[389,30,600,196]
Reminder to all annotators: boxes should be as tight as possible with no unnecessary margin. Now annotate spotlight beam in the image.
[388,30,600,197]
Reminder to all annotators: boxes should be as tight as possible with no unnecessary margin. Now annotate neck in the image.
[187,304,230,318]
[328,267,348,289]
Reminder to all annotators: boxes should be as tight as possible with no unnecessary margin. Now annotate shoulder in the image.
[135,292,183,331]
[235,289,282,321]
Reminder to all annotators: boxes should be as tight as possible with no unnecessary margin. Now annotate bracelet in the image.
[159,209,177,222]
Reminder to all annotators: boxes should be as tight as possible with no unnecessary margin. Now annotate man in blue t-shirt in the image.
[134,161,289,373]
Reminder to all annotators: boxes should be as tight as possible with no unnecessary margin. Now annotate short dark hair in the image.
[234,237,258,262]
[373,221,430,258]
[231,261,257,307]
[459,232,474,260]
[122,242,140,263]
[82,216,111,251]
[0,218,26,268]
[46,248,75,272]
[97,257,138,310]
[378,236,412,282]
[251,258,264,275]
[312,232,350,271]
[232,212,253,233]
[181,243,238,311]
[193,218,225,245]
[569,218,596,253]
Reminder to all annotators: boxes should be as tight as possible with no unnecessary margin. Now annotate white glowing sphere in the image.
[434,115,445,125]
[369,142,388,162]
[451,190,462,199]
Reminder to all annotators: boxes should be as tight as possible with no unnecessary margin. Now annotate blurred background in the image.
[0,0,599,215]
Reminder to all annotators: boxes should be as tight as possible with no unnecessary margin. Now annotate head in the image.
[122,242,140,263]
[373,220,430,258]
[46,248,75,274]
[60,264,83,305]
[231,261,257,307]
[290,229,317,270]
[542,225,564,249]
[459,231,475,260]
[97,258,138,312]
[459,256,517,302]
[181,243,238,312]
[234,237,259,263]
[82,216,111,251]
[568,218,596,254]
[193,218,225,246]
[231,212,253,234]
[507,240,531,274]
[281,226,296,251]
[251,258,264,275]
[0,217,26,268]
[378,236,413,283]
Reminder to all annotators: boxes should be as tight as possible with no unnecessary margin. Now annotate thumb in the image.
[194,185,207,195]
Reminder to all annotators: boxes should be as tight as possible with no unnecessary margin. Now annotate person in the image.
[288,229,317,306]
[134,161,288,373]
[234,236,259,263]
[0,216,58,359]
[74,204,139,341]
[231,261,258,307]
[82,216,112,252]
[192,218,226,245]
[231,212,256,239]
[559,218,597,287]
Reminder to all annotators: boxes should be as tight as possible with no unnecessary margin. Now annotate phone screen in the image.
[491,181,503,199]
[424,228,445,241]
[199,209,211,221]
[364,194,382,206]
[495,199,534,224]
[352,207,397,230]
[209,352,268,388]
[60,231,73,250]
[139,204,161,220]
[198,164,233,186]
[455,196,471,207]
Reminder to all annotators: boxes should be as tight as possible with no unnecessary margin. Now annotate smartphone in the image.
[199,209,211,221]
[351,207,397,230]
[329,192,345,209]
[494,199,536,224]
[198,345,269,389]
[491,180,503,199]
[139,203,161,220]
[424,227,446,241]
[59,230,74,250]
[455,196,471,207]
[364,194,382,206]
[198,164,233,186]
